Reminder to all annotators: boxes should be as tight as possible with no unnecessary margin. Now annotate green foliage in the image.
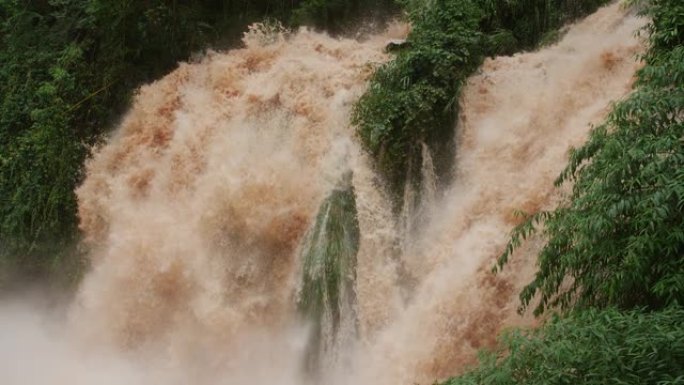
[353,0,484,201]
[353,0,609,208]
[646,0,684,51]
[0,0,215,281]
[445,307,684,385]
[297,175,360,373]
[298,180,360,329]
[292,0,398,32]
[481,0,610,50]
[497,0,684,315]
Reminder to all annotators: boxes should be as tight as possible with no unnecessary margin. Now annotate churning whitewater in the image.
[0,3,645,385]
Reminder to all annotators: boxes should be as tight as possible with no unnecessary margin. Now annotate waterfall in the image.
[0,4,645,385]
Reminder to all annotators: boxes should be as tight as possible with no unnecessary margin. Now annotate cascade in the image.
[0,4,645,385]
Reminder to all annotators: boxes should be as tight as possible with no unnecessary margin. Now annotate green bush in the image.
[297,178,360,374]
[353,0,609,209]
[0,1,215,281]
[446,307,684,385]
[353,0,484,203]
[498,0,684,315]
[292,0,398,32]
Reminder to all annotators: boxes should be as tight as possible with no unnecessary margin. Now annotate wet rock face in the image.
[385,39,409,52]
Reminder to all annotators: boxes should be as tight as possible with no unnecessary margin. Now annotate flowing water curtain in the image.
[298,172,361,376]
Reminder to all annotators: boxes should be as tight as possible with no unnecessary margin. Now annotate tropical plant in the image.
[353,0,610,210]
[497,0,684,315]
[297,176,360,375]
[445,307,684,385]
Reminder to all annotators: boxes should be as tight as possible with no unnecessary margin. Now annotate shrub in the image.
[446,307,684,385]
[497,0,684,315]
